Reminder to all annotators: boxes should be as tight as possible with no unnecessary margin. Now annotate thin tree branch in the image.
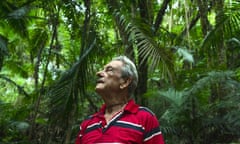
[30,8,60,141]
[180,11,201,38]
[81,0,91,53]
[154,0,172,33]
[0,75,29,97]
[180,1,213,38]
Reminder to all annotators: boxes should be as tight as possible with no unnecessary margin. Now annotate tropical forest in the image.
[0,0,240,143]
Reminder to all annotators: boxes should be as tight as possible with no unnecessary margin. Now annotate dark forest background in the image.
[1,0,240,143]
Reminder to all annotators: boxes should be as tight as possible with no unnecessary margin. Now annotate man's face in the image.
[95,60,124,94]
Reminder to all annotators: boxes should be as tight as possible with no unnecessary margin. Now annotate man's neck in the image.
[105,102,126,114]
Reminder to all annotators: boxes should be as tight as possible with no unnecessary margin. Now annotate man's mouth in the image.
[96,79,104,84]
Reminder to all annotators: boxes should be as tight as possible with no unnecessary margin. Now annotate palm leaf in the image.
[188,71,235,95]
[48,38,96,126]
[160,70,240,143]
[113,10,175,83]
[0,1,30,37]
[158,88,185,107]
[201,3,240,52]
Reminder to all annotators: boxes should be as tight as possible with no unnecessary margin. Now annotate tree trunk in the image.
[214,0,226,68]
[135,0,154,106]
[196,0,212,37]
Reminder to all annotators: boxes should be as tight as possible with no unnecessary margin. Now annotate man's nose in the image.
[96,70,104,77]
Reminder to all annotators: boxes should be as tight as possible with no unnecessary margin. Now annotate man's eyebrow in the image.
[104,65,110,68]
[103,65,113,70]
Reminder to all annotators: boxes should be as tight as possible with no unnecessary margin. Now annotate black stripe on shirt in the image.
[139,107,155,116]
[144,126,161,140]
[114,121,145,133]
[85,122,102,134]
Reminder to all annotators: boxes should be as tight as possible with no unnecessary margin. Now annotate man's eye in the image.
[106,68,113,72]
[105,67,114,73]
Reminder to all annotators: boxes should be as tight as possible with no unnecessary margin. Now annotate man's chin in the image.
[95,87,103,93]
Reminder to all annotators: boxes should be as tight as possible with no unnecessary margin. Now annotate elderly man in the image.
[75,56,165,144]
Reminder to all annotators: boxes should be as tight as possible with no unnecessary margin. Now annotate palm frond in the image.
[159,70,240,143]
[0,1,31,37]
[30,27,49,55]
[188,71,235,95]
[201,5,240,51]
[158,88,185,107]
[113,11,175,83]
[48,38,96,126]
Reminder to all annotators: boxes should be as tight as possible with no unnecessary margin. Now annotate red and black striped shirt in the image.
[75,99,164,144]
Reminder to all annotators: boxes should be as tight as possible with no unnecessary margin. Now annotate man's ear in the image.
[120,78,132,89]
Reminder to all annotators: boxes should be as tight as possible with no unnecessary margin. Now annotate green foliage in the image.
[113,10,175,83]
[148,71,240,143]
[0,0,240,143]
[0,100,31,143]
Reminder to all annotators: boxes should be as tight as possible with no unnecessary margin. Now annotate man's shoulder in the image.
[87,110,102,118]
[138,106,156,116]
[135,106,160,129]
[126,100,156,117]
[81,111,102,124]
[80,111,102,129]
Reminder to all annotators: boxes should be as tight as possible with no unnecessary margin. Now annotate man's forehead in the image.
[104,60,123,67]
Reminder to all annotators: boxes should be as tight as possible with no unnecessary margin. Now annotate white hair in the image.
[112,56,138,96]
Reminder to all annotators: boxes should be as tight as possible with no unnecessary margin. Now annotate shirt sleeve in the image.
[142,110,165,144]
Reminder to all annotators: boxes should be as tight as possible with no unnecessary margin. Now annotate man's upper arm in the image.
[139,107,165,144]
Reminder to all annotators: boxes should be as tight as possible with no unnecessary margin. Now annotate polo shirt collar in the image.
[124,99,139,113]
